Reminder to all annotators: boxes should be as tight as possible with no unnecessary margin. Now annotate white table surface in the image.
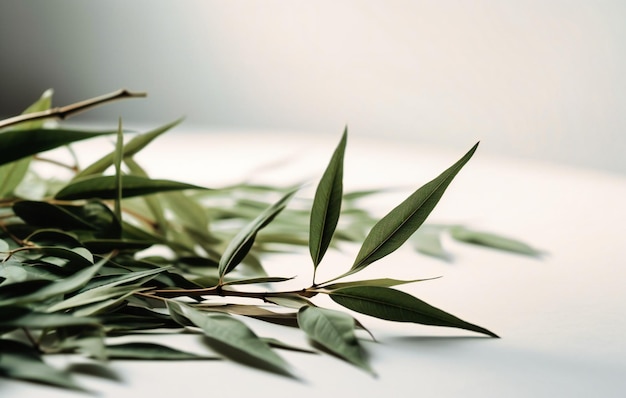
[3,130,625,397]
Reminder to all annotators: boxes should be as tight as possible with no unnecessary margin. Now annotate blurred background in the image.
[1,0,625,175]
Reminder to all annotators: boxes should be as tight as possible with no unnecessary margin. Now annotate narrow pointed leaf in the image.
[105,342,217,360]
[349,143,478,276]
[74,118,183,179]
[450,226,542,256]
[0,306,99,329]
[218,188,297,278]
[309,129,347,268]
[330,286,498,337]
[0,257,106,306]
[12,200,97,230]
[113,119,123,226]
[0,90,52,197]
[55,175,209,200]
[0,128,117,167]
[167,301,291,374]
[413,227,451,260]
[0,339,83,390]
[297,305,372,373]
[320,276,440,290]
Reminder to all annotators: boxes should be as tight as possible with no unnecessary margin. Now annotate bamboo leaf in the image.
[297,305,372,373]
[113,119,123,227]
[348,143,478,276]
[0,339,84,390]
[0,128,116,167]
[0,306,99,329]
[320,276,440,290]
[330,286,498,337]
[74,118,183,179]
[218,188,297,279]
[105,342,217,360]
[0,257,106,306]
[55,175,209,200]
[167,301,291,375]
[12,201,97,230]
[0,90,53,197]
[450,226,542,256]
[412,226,451,260]
[309,129,347,269]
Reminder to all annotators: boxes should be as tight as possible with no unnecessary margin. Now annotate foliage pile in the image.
[0,90,540,390]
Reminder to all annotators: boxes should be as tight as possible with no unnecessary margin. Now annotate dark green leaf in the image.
[13,201,97,230]
[218,188,297,279]
[0,90,53,197]
[450,226,542,256]
[348,143,478,276]
[0,127,116,167]
[330,286,498,337]
[309,129,347,269]
[0,257,105,306]
[54,175,209,200]
[297,305,372,373]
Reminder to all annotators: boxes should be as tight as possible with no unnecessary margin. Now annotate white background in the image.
[1,0,625,174]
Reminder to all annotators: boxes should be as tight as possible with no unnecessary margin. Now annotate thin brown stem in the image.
[0,89,147,130]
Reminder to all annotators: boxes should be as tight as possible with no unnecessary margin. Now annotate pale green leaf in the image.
[320,276,439,290]
[167,301,291,375]
[0,339,84,390]
[297,305,372,373]
[450,226,542,256]
[105,342,217,360]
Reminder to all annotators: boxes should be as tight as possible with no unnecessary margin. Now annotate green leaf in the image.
[54,174,209,200]
[46,266,166,313]
[412,226,451,260]
[309,128,347,270]
[0,339,84,390]
[0,256,106,306]
[297,305,372,373]
[348,143,478,276]
[222,276,295,286]
[105,342,217,360]
[74,118,183,179]
[218,188,297,279]
[0,127,117,167]
[0,90,53,198]
[330,286,498,337]
[12,201,97,230]
[113,118,124,227]
[320,276,439,290]
[0,305,99,329]
[167,301,291,375]
[450,226,542,256]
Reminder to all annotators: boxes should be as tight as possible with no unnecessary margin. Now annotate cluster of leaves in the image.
[0,90,540,390]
